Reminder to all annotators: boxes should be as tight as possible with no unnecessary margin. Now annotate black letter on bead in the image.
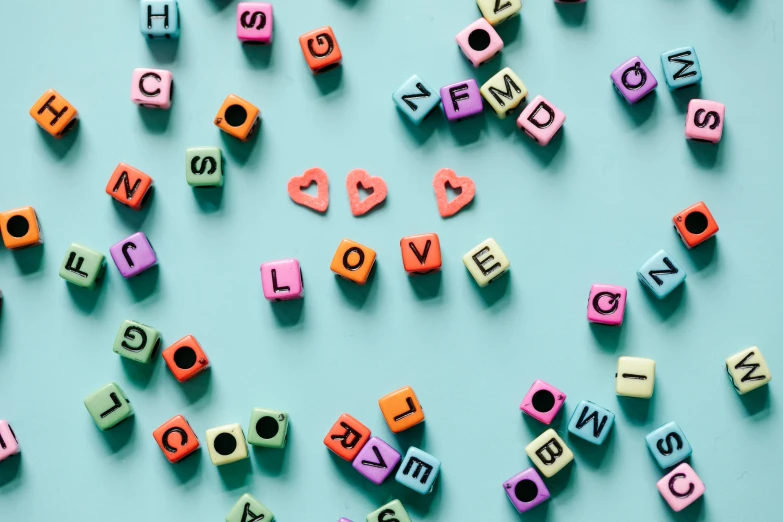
[162,427,188,453]
[147,4,170,29]
[37,95,69,127]
[122,242,137,267]
[408,241,431,265]
[535,438,564,465]
[240,11,266,30]
[241,502,266,522]
[65,252,89,278]
[592,292,621,315]
[694,109,720,130]
[401,83,432,111]
[190,156,218,175]
[734,351,766,383]
[494,0,512,13]
[472,247,501,276]
[648,257,678,286]
[331,422,363,449]
[668,51,697,81]
[112,171,143,200]
[657,432,684,456]
[99,392,123,418]
[575,406,608,438]
[621,62,647,91]
[488,74,523,107]
[403,457,433,484]
[361,445,388,469]
[449,84,471,112]
[527,101,555,129]
[668,473,695,499]
[342,247,365,271]
[308,33,334,58]
[139,72,162,97]
[121,325,148,352]
[378,510,400,522]
[393,397,418,422]
[271,269,290,294]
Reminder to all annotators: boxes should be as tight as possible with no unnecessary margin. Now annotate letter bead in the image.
[185,147,223,187]
[366,500,411,522]
[525,429,574,478]
[84,382,133,431]
[323,413,371,461]
[400,234,442,275]
[456,18,504,67]
[567,400,615,445]
[352,436,401,485]
[140,0,180,39]
[503,468,550,513]
[299,26,342,73]
[378,386,425,433]
[673,201,718,248]
[480,67,528,118]
[463,237,510,287]
[392,74,441,125]
[616,356,656,398]
[657,463,705,512]
[226,493,274,522]
[330,239,377,285]
[112,319,161,363]
[517,95,566,146]
[726,347,771,395]
[520,380,566,425]
[105,163,154,210]
[476,0,522,25]
[440,79,483,122]
[646,421,692,469]
[685,99,725,143]
[587,284,627,326]
[0,420,21,462]
[110,232,157,278]
[152,415,200,463]
[162,335,210,383]
[214,94,261,142]
[130,68,173,109]
[610,56,658,104]
[637,249,686,299]
[661,47,702,90]
[395,446,441,494]
[206,424,248,466]
[29,89,78,138]
[0,207,42,249]
[261,259,304,301]
[247,408,289,448]
[236,3,273,44]
[58,243,105,288]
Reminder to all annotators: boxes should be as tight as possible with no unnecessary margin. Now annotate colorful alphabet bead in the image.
[456,18,503,67]
[378,386,425,433]
[392,75,441,125]
[0,207,42,249]
[520,380,566,425]
[463,238,510,287]
[330,239,377,285]
[503,468,550,513]
[346,169,387,216]
[525,428,573,478]
[260,259,304,301]
[685,99,725,143]
[299,26,341,73]
[140,0,179,39]
[288,168,329,212]
[112,319,161,363]
[324,413,370,461]
[236,3,273,44]
[480,67,527,118]
[214,95,260,142]
[186,147,223,187]
[247,408,289,448]
[130,68,173,109]
[616,356,656,398]
[29,89,78,138]
[105,163,154,210]
[352,436,401,485]
[673,201,718,248]
[646,421,692,469]
[726,347,771,395]
[226,493,274,522]
[84,382,133,431]
[396,446,441,494]
[433,168,476,217]
[587,284,627,326]
[0,421,20,462]
[110,232,157,278]
[637,249,685,299]
[657,463,705,512]
[400,234,442,275]
[476,0,522,25]
[152,415,200,463]
[367,500,410,522]
[517,95,565,145]
[206,423,248,466]
[59,244,105,288]
[661,47,702,90]
[162,335,210,382]
[610,56,657,104]
[440,79,483,122]
[567,400,615,445]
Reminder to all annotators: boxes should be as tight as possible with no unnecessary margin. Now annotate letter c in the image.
[162,427,188,453]
[668,473,695,499]
[139,72,162,97]
[308,33,334,58]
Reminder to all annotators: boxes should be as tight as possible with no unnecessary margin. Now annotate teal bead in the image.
[661,47,702,90]
[645,421,692,469]
[112,320,161,363]
[59,243,105,288]
[637,250,685,299]
[395,446,441,494]
[392,75,441,125]
[186,147,223,187]
[84,382,133,431]
[247,408,288,448]
[567,400,615,445]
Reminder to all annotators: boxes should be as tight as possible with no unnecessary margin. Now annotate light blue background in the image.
[0,0,779,520]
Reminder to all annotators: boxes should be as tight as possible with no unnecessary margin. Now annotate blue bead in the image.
[395,447,441,494]
[392,75,441,125]
[660,47,702,89]
[637,250,686,299]
[566,400,615,445]
[140,1,180,39]
[645,421,692,469]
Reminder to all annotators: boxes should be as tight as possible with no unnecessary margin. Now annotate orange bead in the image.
[378,386,425,433]
[400,233,441,274]
[214,94,260,142]
[299,26,342,73]
[0,207,42,250]
[673,201,719,248]
[152,415,200,463]
[330,239,376,285]
[323,413,370,461]
[162,335,210,383]
[29,89,78,138]
[105,163,153,210]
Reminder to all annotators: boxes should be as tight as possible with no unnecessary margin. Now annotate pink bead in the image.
[260,259,304,301]
[520,380,566,425]
[516,96,565,146]
[456,18,503,67]
[587,284,627,326]
[0,420,20,462]
[685,99,725,143]
[130,68,173,109]
[657,463,705,512]
[237,3,273,43]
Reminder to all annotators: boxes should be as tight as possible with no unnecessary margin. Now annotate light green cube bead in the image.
[247,408,288,448]
[186,147,223,187]
[225,493,274,522]
[84,382,133,431]
[59,243,105,288]
[112,320,161,363]
[367,500,411,522]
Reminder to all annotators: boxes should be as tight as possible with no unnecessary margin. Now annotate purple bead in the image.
[610,56,657,104]
[338,519,353,522]
[503,468,550,513]
[109,232,157,278]
[440,79,483,121]
[351,436,401,485]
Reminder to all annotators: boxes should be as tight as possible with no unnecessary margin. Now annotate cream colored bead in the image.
[477,0,522,25]
[525,429,573,478]
[726,347,771,395]
[616,357,656,399]
[480,68,528,118]
[206,423,248,466]
[463,238,510,287]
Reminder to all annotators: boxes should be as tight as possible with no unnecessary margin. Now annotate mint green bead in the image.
[225,493,274,522]
[367,500,411,522]
[186,147,223,187]
[84,382,133,431]
[59,243,105,288]
[247,408,288,448]
[112,320,161,363]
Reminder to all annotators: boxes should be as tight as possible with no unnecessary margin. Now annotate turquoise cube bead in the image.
[112,320,161,363]
[637,249,685,299]
[84,382,133,431]
[59,243,106,288]
[645,421,692,469]
[661,47,702,90]
[140,0,180,39]
[567,400,615,445]
[395,446,441,494]
[392,75,441,125]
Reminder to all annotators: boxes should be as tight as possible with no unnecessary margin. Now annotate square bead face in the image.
[130,68,173,109]
[480,67,528,118]
[395,447,441,494]
[162,335,210,383]
[520,380,566,425]
[400,234,442,274]
[0,421,20,462]
[0,207,42,249]
[206,424,248,466]
[392,75,441,125]
[29,89,78,138]
[661,47,702,89]
[463,237,510,287]
[673,201,718,248]
[646,421,692,469]
[367,500,411,522]
[726,347,771,395]
[525,429,573,478]
[112,320,161,363]
[637,249,686,299]
[59,243,105,288]
[186,147,223,187]
[567,400,615,445]
[152,415,200,463]
[330,239,377,285]
[110,232,157,278]
[226,493,274,522]
[140,0,180,38]
[247,408,289,448]
[587,284,627,325]
[503,468,550,513]
[517,96,565,146]
[685,99,725,143]
[260,259,304,301]
[378,386,425,433]
[299,27,342,73]
[440,80,483,121]
[214,95,261,142]
[105,163,153,210]
[610,56,658,104]
[352,436,401,485]
[476,0,522,25]
[84,382,133,431]
[657,463,705,512]
[236,3,273,43]
[616,357,656,398]
[323,413,370,461]
[456,18,504,67]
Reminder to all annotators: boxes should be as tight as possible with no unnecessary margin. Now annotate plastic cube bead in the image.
[206,424,248,466]
[0,421,20,462]
[130,68,173,109]
[110,232,157,278]
[352,436,401,485]
[226,493,274,522]
[463,237,510,287]
[661,47,702,90]
[673,201,718,248]
[637,249,685,299]
[646,421,692,469]
[247,408,289,448]
[0,207,42,249]
[440,79,483,122]
[616,356,656,398]
[261,259,304,301]
[392,75,441,125]
[503,468,550,513]
[517,95,566,146]
[186,147,223,187]
[214,94,261,142]
[140,0,179,39]
[657,463,705,512]
[330,239,377,285]
[587,284,627,326]
[152,415,200,463]
[456,18,503,67]
[237,3,273,44]
[396,446,441,494]
[476,0,522,25]
[299,26,342,73]
[112,319,161,363]
[726,347,771,395]
[480,67,527,118]
[323,413,370,461]
[567,400,615,444]
[685,99,725,143]
[105,163,154,210]
[59,244,105,288]
[525,428,573,478]
[520,380,566,425]
[29,89,78,138]
[84,382,133,431]
[162,335,210,383]
[366,500,410,522]
[378,386,425,433]
[610,56,657,104]
[400,234,441,275]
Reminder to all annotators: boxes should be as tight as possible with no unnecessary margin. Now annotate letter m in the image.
[668,51,697,80]
[488,74,521,106]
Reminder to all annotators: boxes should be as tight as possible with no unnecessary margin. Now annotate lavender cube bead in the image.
[109,232,157,278]
[503,467,550,513]
[610,56,657,104]
[351,436,401,485]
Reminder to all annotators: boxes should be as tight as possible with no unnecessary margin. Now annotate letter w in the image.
[735,351,766,382]
[668,51,696,80]
[576,406,608,438]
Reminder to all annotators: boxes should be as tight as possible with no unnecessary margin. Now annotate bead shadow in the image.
[637,280,686,322]
[220,122,262,167]
[613,88,656,127]
[555,2,588,26]
[36,123,79,160]
[138,105,172,134]
[270,297,304,327]
[0,453,22,489]
[713,0,751,16]
[521,410,565,441]
[617,395,655,425]
[314,66,344,96]
[670,83,701,114]
[326,451,391,505]
[145,37,180,65]
[678,236,718,273]
[395,473,441,516]
[465,269,511,308]
[241,42,273,69]
[126,264,160,302]
[193,186,224,213]
[738,385,770,417]
[494,14,522,45]
[11,244,44,275]
[206,0,233,12]
[566,428,614,469]
[334,267,378,309]
[686,136,721,170]
[516,126,565,168]
[169,450,203,484]
[667,492,707,521]
[390,422,426,452]
[217,457,253,490]
[407,271,443,301]
[110,189,155,229]
[251,443,288,477]
[65,277,107,314]
[96,415,136,454]
[396,109,442,146]
[445,111,487,146]
[540,461,574,497]
[120,351,161,387]
[179,368,212,404]
[589,318,627,353]
[504,493,550,521]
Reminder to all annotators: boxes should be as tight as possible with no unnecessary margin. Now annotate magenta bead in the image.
[610,56,657,104]
[351,436,401,485]
[237,3,273,43]
[520,380,566,425]
[130,68,173,109]
[109,232,157,278]
[440,80,483,122]
[587,284,627,326]
[503,468,550,513]
[260,259,304,301]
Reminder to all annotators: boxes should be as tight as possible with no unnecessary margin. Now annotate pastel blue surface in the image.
[661,47,703,90]
[392,75,442,125]
[645,421,693,470]
[396,447,441,495]
[637,249,686,299]
[1,1,782,521]
[567,400,615,445]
